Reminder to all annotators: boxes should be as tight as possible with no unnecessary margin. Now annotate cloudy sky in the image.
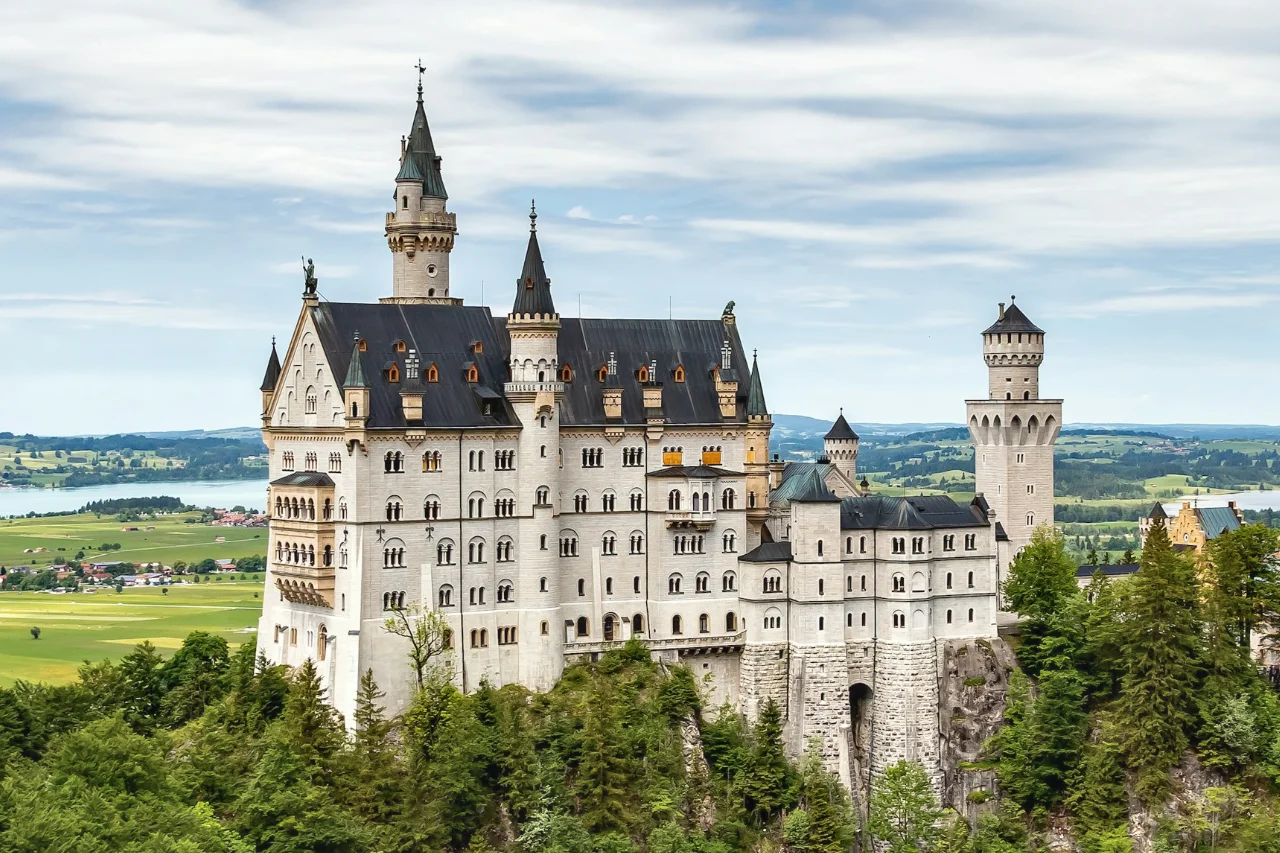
[3,0,1279,435]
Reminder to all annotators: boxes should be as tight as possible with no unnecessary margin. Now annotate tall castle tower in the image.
[966,297,1062,566]
[383,77,458,305]
[504,203,566,690]
[823,410,859,483]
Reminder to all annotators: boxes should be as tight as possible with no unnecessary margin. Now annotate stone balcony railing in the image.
[503,381,565,395]
[565,631,746,657]
[665,510,717,530]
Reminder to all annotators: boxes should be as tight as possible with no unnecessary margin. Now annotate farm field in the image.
[0,582,262,686]
[0,511,268,568]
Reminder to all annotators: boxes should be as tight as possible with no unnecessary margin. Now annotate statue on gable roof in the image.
[722,300,735,319]
[302,256,318,295]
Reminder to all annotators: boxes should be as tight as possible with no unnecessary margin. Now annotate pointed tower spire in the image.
[260,337,281,392]
[511,200,556,317]
[385,74,458,304]
[746,349,768,418]
[343,334,367,388]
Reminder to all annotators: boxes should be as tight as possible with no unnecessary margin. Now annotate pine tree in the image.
[282,658,345,777]
[798,747,855,853]
[117,641,164,732]
[868,760,943,853]
[740,698,793,822]
[575,682,629,833]
[1117,519,1202,801]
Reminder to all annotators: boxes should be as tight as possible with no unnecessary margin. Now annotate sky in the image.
[2,0,1280,435]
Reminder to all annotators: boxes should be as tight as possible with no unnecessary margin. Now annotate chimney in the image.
[998,302,1006,321]
[643,360,663,412]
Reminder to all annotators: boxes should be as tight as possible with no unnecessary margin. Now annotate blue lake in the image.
[0,479,271,517]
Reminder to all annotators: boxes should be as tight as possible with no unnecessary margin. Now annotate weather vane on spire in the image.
[529,199,537,232]
[414,58,426,98]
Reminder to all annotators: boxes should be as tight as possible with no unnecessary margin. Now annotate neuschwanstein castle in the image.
[255,83,1062,795]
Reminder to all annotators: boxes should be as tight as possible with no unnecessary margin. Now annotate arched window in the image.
[968,571,975,589]
[817,539,824,557]
[426,363,438,383]
[576,617,589,637]
[1026,512,1035,527]
[946,609,953,624]
[726,612,738,632]
[698,613,709,633]
[578,578,585,597]
[672,615,683,635]
[536,486,550,505]
[540,576,548,592]
[668,490,681,511]
[722,571,736,592]
[892,573,905,593]
[893,611,905,629]
[695,571,709,593]
[946,572,953,589]
[764,607,782,630]
[669,573,683,594]
[721,488,736,510]
[818,578,825,595]
[968,608,975,622]
[763,570,782,593]
[633,613,645,634]
[861,612,867,627]
[497,581,513,603]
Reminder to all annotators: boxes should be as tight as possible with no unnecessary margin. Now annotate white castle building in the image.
[255,85,1060,796]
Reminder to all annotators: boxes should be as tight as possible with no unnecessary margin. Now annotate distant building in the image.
[1143,500,1244,554]
[1074,562,1139,590]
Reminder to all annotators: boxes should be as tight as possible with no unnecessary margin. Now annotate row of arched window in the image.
[667,570,737,594]
[666,488,737,512]
[276,541,330,567]
[581,448,603,468]
[669,612,737,635]
[673,534,705,555]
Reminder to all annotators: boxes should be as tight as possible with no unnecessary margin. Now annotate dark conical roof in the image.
[511,206,556,317]
[1148,502,1168,519]
[746,351,768,417]
[260,340,281,392]
[402,91,448,199]
[825,411,858,441]
[343,340,368,388]
[983,298,1043,335]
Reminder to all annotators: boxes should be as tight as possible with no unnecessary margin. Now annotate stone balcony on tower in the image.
[269,472,338,608]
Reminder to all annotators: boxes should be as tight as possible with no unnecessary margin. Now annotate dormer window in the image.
[427,363,438,383]
[358,339,367,352]
[597,365,608,383]
[561,364,574,382]
[637,365,650,383]
[394,340,407,353]
[673,365,685,383]
[386,364,400,383]
[471,340,483,354]
[466,365,479,383]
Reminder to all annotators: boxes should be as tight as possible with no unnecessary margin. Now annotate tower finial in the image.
[530,199,537,232]
[1010,294,1016,302]
[414,58,426,101]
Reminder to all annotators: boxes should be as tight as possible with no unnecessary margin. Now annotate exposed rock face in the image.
[937,637,1017,819]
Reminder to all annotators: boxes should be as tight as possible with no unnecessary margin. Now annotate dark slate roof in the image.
[994,522,1008,541]
[496,316,749,426]
[825,412,858,441]
[772,462,832,507]
[982,299,1043,335]
[746,352,768,417]
[395,148,424,182]
[271,472,335,487]
[839,495,988,530]
[740,541,793,563]
[1147,501,1168,519]
[648,465,743,479]
[789,466,841,502]
[403,91,447,199]
[511,215,556,317]
[260,341,281,392]
[1076,563,1139,579]
[316,302,516,428]
[1196,506,1242,540]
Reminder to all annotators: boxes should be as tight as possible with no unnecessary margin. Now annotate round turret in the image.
[823,411,859,481]
[981,296,1044,400]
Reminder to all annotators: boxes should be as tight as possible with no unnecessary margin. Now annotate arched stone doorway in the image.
[849,683,873,817]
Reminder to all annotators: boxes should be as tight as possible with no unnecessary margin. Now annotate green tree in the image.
[575,681,630,833]
[28,627,39,640]
[868,759,944,853]
[740,698,793,822]
[382,603,454,689]
[118,640,165,732]
[1116,519,1202,801]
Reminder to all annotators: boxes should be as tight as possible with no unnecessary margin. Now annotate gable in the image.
[274,312,346,428]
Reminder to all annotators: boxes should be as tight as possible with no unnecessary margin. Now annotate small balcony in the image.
[665,510,716,530]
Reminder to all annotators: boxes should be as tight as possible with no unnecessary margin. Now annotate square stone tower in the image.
[966,298,1062,567]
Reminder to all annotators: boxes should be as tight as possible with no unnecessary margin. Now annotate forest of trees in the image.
[990,522,1280,851]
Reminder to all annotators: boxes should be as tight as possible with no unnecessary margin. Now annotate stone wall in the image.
[871,641,944,788]
[740,642,788,721]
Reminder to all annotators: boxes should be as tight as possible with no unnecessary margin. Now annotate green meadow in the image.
[0,511,267,568]
[0,582,263,686]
